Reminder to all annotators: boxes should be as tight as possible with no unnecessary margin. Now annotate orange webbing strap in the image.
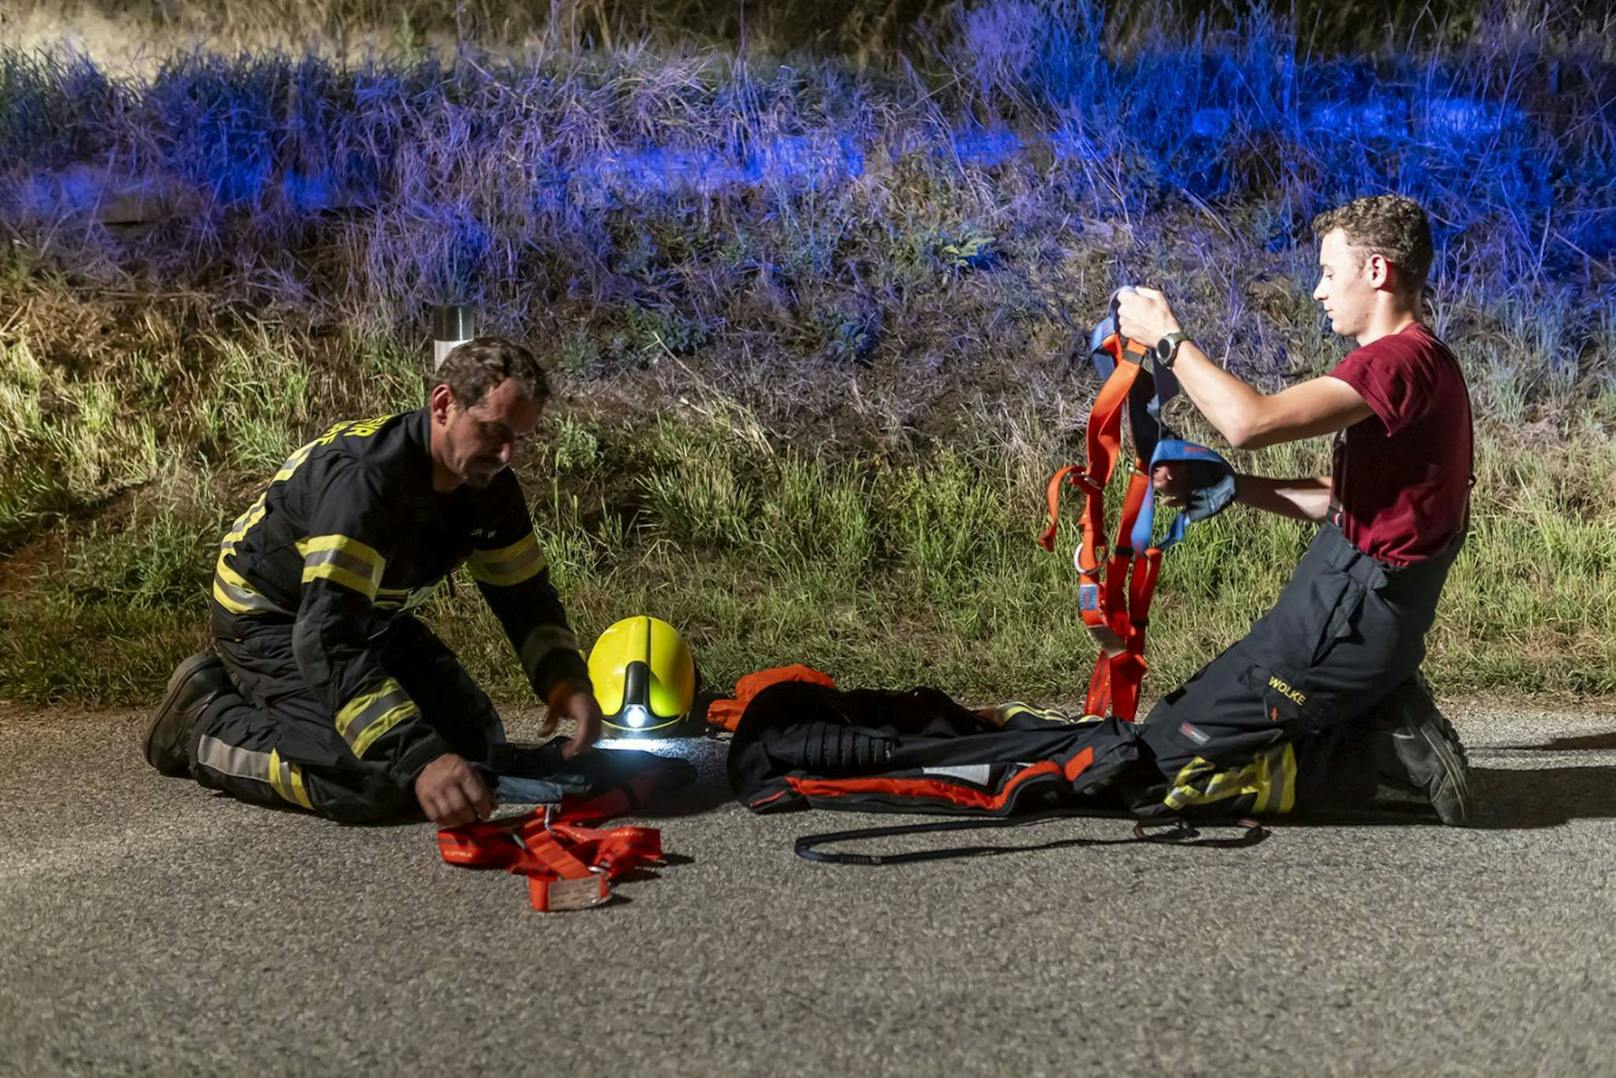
[1083,470,1155,718]
[1042,332,1162,722]
[437,793,666,912]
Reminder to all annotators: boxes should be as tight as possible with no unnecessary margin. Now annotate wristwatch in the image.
[1154,331,1192,368]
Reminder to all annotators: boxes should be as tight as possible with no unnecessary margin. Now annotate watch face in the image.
[1155,339,1171,361]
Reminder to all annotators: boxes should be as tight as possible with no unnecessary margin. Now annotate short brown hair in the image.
[436,336,550,409]
[1312,194,1434,296]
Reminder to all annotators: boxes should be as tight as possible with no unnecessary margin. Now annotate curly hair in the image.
[434,336,551,408]
[1312,194,1434,297]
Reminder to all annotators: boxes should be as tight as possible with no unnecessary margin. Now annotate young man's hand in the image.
[538,688,605,758]
[1152,462,1191,507]
[415,752,496,827]
[1115,286,1183,346]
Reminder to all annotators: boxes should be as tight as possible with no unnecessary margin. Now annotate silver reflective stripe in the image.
[212,572,288,615]
[519,624,580,682]
[302,545,380,582]
[196,735,270,782]
[196,737,312,809]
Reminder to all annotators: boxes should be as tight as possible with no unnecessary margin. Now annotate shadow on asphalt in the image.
[1468,765,1616,829]
[1495,732,1616,752]
[1230,764,1616,832]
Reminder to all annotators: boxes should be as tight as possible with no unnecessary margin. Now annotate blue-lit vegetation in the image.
[4,3,1612,332]
[1,1,1613,702]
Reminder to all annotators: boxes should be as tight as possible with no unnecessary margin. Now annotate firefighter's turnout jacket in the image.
[209,409,590,792]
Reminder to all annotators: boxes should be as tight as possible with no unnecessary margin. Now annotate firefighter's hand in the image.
[1115,286,1182,346]
[538,687,604,757]
[557,690,603,759]
[1153,461,1191,507]
[415,753,496,827]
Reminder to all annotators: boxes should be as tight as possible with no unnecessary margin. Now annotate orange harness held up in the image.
[1038,299,1236,722]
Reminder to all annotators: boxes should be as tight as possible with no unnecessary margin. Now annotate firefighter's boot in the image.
[1370,672,1475,827]
[142,651,232,777]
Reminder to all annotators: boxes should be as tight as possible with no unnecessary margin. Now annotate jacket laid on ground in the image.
[728,681,1145,816]
[211,408,590,786]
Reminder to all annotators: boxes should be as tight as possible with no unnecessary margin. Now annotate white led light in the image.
[598,736,658,748]
[624,703,652,729]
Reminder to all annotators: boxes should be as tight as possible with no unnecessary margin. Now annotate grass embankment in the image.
[2,291,1611,705]
[1,4,1612,704]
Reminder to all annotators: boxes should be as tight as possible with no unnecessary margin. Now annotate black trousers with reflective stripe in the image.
[192,603,505,823]
[1136,522,1459,816]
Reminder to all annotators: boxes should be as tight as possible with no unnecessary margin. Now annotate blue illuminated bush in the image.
[0,1,1610,389]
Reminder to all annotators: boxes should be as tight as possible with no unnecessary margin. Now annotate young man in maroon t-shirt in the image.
[1112,193,1475,825]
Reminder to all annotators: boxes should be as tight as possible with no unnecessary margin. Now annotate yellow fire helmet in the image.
[587,615,697,737]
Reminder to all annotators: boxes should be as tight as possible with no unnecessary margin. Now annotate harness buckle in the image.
[1071,472,1105,496]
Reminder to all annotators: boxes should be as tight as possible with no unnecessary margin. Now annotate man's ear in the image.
[428,383,455,424]
[1367,253,1395,291]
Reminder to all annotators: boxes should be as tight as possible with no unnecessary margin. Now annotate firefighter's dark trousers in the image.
[1136,522,1460,817]
[190,603,505,823]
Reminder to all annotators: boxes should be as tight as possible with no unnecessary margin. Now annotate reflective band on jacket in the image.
[1164,744,1296,815]
[519,624,581,684]
[374,583,440,612]
[334,678,419,758]
[195,735,314,810]
[467,534,547,588]
[298,534,386,600]
[213,552,290,616]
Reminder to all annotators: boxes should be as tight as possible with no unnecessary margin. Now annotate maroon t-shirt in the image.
[1325,322,1472,565]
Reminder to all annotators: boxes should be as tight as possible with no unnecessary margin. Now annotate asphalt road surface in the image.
[3,699,1615,1075]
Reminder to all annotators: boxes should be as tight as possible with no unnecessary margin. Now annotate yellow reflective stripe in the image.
[1272,744,1297,814]
[372,583,443,612]
[1254,751,1274,814]
[298,533,385,570]
[1165,747,1297,815]
[374,585,410,611]
[222,443,316,548]
[998,702,1088,725]
[467,534,547,587]
[266,748,290,802]
[334,679,404,738]
[215,552,253,590]
[223,498,266,546]
[218,423,393,558]
[302,561,381,598]
[350,702,415,758]
[297,534,386,600]
[197,738,313,811]
[213,552,286,615]
[519,624,581,682]
[274,443,315,479]
[267,749,315,810]
[212,574,255,615]
[334,678,419,758]
[1165,756,1253,811]
[286,759,312,810]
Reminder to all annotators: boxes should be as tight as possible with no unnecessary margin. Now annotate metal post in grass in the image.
[432,304,475,371]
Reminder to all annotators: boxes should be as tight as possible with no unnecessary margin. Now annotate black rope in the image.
[793,811,1268,865]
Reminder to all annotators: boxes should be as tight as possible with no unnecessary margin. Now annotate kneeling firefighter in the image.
[141,338,605,827]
